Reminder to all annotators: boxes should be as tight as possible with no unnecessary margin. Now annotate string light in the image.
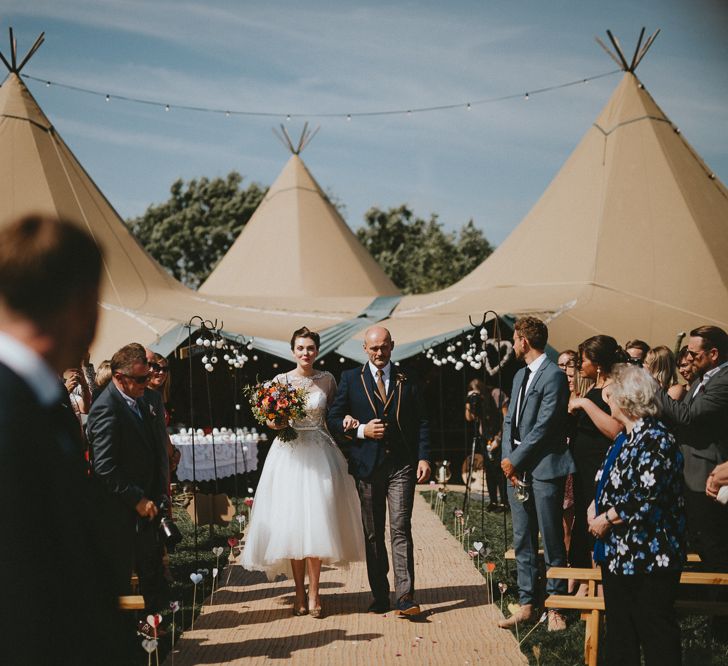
[24,69,620,121]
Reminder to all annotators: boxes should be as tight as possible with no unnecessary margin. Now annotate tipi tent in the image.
[348,29,728,361]
[200,125,399,302]
[0,34,356,360]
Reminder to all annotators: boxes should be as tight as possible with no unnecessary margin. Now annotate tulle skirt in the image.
[240,426,365,580]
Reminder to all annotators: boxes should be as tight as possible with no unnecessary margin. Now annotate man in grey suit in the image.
[655,325,728,573]
[498,316,574,632]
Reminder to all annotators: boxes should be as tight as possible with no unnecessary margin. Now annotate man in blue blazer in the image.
[328,326,430,616]
[498,316,574,631]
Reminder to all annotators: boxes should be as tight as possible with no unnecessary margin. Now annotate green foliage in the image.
[356,205,494,294]
[126,172,266,288]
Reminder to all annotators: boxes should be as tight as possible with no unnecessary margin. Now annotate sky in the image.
[1,0,726,245]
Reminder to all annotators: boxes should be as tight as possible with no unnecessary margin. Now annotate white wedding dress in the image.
[240,371,365,579]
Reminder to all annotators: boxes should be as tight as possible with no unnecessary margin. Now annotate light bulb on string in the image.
[346,114,351,122]
[225,111,230,117]
[286,114,291,121]
[524,92,529,100]
[466,102,471,111]
[165,104,170,112]
[105,94,110,102]
[46,81,50,87]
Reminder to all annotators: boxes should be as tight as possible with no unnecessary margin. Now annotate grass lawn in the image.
[425,486,728,666]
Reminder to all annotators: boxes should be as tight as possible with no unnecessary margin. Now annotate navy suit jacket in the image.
[0,362,121,665]
[327,365,430,480]
[88,382,169,517]
[502,356,574,480]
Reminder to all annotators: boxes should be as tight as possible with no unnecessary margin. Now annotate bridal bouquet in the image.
[244,379,308,442]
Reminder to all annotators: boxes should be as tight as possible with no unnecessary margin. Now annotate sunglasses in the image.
[119,372,152,385]
[150,362,169,373]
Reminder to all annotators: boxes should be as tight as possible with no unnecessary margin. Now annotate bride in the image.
[240,326,365,617]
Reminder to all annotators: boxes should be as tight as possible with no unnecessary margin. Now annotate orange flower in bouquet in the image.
[244,379,308,442]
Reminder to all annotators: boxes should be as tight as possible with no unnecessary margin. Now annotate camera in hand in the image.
[157,497,182,551]
[466,391,484,417]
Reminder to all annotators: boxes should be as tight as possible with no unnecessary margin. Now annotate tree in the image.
[126,172,266,288]
[356,205,494,294]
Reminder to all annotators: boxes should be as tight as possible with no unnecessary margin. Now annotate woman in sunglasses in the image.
[146,351,180,476]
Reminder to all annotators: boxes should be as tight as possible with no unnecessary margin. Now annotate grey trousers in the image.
[357,459,416,602]
[507,475,568,605]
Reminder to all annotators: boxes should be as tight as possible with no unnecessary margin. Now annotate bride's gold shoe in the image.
[309,598,323,619]
[293,595,308,616]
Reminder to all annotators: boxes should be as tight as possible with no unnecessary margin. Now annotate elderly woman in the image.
[588,363,686,666]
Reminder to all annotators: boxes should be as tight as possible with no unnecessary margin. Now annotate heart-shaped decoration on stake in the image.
[197,568,209,576]
[212,546,224,556]
[141,639,158,654]
[498,582,508,594]
[227,537,239,547]
[212,567,219,579]
[190,573,203,585]
[473,541,484,553]
[483,338,514,376]
[170,600,180,612]
[146,613,162,628]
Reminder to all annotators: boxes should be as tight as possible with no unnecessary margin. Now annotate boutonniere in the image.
[148,403,157,418]
[394,372,407,386]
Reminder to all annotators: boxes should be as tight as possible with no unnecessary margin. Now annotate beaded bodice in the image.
[274,371,336,429]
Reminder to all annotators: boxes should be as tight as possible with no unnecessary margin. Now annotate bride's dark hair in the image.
[290,326,320,351]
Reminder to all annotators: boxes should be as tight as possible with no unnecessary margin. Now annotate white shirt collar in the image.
[0,331,63,407]
[368,361,391,380]
[114,381,139,410]
[694,360,728,395]
[527,352,547,374]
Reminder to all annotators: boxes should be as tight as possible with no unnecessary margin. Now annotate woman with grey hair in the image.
[588,363,686,666]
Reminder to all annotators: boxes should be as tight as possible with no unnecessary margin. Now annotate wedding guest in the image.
[88,343,170,616]
[590,363,685,666]
[676,346,697,390]
[625,339,650,365]
[145,349,180,476]
[557,350,578,554]
[0,214,122,665]
[644,345,686,401]
[465,378,505,510]
[64,366,91,425]
[567,336,625,570]
[653,326,728,575]
[92,359,112,400]
[499,317,573,632]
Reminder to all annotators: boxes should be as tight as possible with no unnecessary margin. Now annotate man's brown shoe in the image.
[547,609,567,632]
[498,603,533,628]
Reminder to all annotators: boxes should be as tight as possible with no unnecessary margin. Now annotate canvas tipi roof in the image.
[0,34,354,360]
[200,138,400,301]
[351,31,728,359]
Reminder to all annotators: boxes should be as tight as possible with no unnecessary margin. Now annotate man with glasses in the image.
[655,326,728,577]
[88,342,170,619]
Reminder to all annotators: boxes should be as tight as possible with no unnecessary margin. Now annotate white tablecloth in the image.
[172,430,262,481]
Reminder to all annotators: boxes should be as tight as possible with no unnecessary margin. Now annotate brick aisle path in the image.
[164,491,527,665]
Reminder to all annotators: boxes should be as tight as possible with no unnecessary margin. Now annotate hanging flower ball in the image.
[205,363,213,372]
[201,355,208,364]
[203,339,211,347]
[195,337,203,346]
[211,356,218,364]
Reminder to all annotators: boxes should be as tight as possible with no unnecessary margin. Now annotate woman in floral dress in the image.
[588,363,686,666]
